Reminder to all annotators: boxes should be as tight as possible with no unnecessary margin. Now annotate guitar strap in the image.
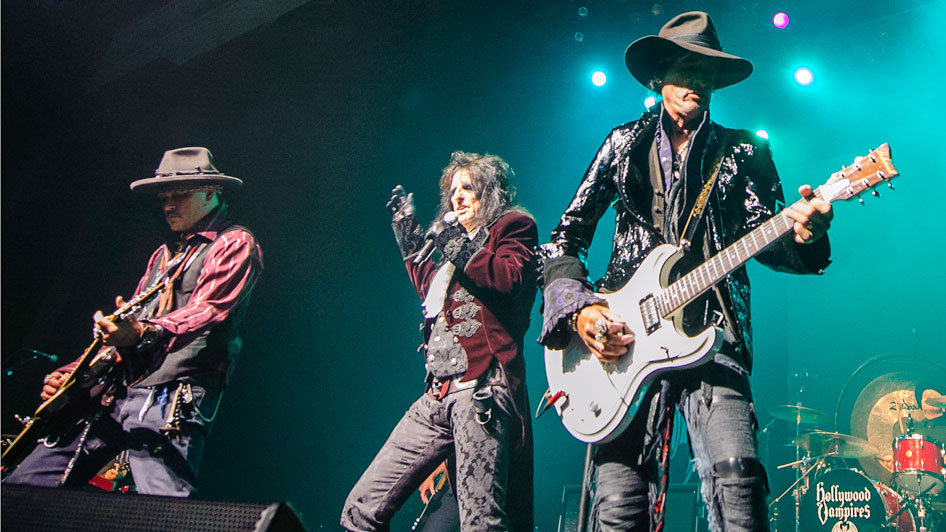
[678,134,726,251]
[152,242,206,318]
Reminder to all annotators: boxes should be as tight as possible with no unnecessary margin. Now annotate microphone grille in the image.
[443,211,459,224]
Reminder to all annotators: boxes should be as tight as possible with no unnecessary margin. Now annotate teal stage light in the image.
[644,95,657,109]
[756,129,769,140]
[592,71,606,86]
[794,67,814,86]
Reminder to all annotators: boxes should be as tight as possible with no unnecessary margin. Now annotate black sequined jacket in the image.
[538,105,831,372]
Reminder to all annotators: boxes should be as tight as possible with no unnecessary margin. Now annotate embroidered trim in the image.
[538,278,603,349]
[452,287,475,303]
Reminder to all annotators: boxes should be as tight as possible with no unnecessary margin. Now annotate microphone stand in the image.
[3,348,59,377]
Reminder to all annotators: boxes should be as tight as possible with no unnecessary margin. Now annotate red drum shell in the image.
[892,433,946,495]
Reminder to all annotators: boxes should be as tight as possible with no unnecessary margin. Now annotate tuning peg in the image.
[872,189,881,197]
[858,197,865,205]
[887,183,895,190]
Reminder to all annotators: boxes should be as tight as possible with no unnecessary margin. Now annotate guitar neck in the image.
[657,191,824,317]
[40,260,178,403]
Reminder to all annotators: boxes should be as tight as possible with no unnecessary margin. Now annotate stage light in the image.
[592,71,606,86]
[644,95,657,109]
[793,67,814,86]
[756,129,769,140]
[773,12,789,29]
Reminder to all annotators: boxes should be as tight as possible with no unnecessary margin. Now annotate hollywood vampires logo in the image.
[815,481,872,525]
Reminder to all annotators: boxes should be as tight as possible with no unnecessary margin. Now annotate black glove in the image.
[388,185,425,259]
[387,185,415,221]
[433,221,482,271]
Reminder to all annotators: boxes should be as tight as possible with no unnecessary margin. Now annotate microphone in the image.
[414,212,459,264]
[29,349,58,362]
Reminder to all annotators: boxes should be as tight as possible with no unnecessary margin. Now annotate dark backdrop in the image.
[4,1,945,530]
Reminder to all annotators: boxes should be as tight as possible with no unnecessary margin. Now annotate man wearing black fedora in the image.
[537,12,833,531]
[3,147,263,497]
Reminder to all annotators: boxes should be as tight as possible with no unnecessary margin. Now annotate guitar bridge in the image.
[639,294,660,334]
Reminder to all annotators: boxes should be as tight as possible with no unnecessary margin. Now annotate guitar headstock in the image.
[817,143,899,203]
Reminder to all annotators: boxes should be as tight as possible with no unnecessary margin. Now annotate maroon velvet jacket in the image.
[404,211,537,394]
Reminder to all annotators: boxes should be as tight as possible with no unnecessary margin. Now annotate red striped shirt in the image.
[138,216,263,352]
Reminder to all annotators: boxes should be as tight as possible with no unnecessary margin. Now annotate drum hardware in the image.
[770,454,829,508]
[765,371,822,532]
[885,485,935,532]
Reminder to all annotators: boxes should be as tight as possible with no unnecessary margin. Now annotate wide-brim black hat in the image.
[625,11,753,90]
[130,147,243,193]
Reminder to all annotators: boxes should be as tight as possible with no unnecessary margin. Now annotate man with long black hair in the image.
[342,151,536,531]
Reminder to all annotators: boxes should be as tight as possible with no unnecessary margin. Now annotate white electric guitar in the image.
[544,143,899,443]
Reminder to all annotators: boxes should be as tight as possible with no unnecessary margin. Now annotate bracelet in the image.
[135,323,164,352]
[568,311,580,332]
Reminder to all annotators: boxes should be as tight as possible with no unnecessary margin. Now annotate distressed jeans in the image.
[593,363,769,532]
[341,384,517,532]
[3,384,213,496]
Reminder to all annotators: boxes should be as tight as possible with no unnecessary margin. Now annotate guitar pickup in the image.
[639,294,661,334]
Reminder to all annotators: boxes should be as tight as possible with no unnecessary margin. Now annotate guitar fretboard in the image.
[655,191,823,317]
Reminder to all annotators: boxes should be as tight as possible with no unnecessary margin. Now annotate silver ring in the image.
[43,374,53,385]
[594,319,609,343]
[594,319,608,335]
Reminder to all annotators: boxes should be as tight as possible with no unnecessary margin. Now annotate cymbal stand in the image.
[793,405,801,532]
[788,373,807,532]
[769,454,826,532]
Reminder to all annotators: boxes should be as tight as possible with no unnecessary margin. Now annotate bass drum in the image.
[800,469,915,531]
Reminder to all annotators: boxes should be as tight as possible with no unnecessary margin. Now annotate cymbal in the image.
[794,430,880,458]
[769,405,831,424]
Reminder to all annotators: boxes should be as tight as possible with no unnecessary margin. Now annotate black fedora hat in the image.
[625,11,753,90]
[130,147,243,193]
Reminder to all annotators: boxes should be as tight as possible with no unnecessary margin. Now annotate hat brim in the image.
[130,174,244,193]
[625,35,753,90]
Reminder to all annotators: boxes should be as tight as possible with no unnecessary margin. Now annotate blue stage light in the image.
[756,129,769,140]
[793,67,814,86]
[592,71,606,86]
[644,95,658,109]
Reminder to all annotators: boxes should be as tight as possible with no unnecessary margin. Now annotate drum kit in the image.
[767,355,946,532]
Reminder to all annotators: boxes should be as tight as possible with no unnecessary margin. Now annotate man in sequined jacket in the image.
[538,12,833,532]
[342,151,535,531]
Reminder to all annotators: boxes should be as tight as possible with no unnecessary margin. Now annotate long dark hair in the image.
[434,151,526,230]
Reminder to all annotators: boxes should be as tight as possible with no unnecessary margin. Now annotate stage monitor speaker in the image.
[1,485,308,532]
[558,483,706,532]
